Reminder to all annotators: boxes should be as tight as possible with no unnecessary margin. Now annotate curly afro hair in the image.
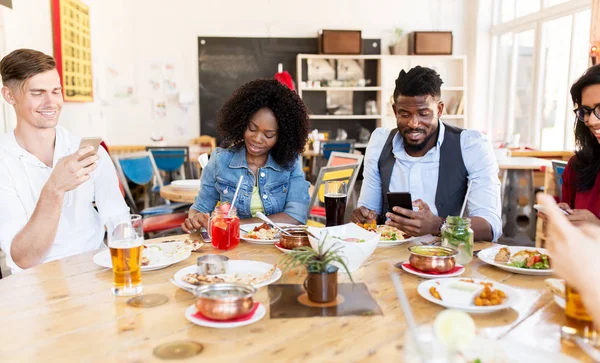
[217,79,310,169]
[393,66,444,101]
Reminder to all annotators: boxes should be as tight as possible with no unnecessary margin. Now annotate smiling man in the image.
[0,49,128,273]
[351,66,502,242]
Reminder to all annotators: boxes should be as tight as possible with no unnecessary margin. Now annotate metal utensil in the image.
[255,212,294,237]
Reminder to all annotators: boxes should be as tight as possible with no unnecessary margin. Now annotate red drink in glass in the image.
[210,215,240,250]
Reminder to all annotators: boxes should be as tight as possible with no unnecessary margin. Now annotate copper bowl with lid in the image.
[194,283,256,320]
[279,227,310,250]
[408,246,458,273]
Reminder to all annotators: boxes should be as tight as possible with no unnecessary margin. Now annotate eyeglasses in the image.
[574,104,600,122]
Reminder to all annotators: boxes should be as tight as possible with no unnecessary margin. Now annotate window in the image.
[489,0,591,150]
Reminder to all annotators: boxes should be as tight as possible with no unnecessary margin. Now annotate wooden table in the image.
[0,236,588,362]
[159,185,199,203]
[498,157,552,170]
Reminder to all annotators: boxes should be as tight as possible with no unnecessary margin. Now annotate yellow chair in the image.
[308,163,362,223]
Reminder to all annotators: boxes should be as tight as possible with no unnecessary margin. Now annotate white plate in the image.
[239,223,295,244]
[417,278,519,314]
[185,303,266,328]
[478,246,554,276]
[462,337,579,363]
[93,242,191,271]
[400,262,465,279]
[554,294,566,309]
[171,179,200,190]
[173,260,282,290]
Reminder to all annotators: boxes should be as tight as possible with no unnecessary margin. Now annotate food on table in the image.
[545,278,565,299]
[430,286,442,300]
[182,265,277,286]
[331,235,365,243]
[411,246,454,257]
[495,249,552,269]
[434,309,476,351]
[474,284,506,306]
[141,244,163,266]
[376,225,406,241]
[493,247,510,263]
[183,238,205,252]
[356,221,376,232]
[244,223,278,240]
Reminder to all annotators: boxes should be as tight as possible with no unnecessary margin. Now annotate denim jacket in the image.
[191,146,310,223]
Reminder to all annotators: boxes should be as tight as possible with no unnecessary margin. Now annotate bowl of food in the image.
[408,246,458,273]
[280,227,310,250]
[307,223,379,273]
[194,283,256,320]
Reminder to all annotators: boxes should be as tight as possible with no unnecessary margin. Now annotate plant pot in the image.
[303,265,338,303]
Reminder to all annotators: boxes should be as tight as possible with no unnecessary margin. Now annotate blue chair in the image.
[552,160,568,200]
[112,152,188,216]
[146,146,191,182]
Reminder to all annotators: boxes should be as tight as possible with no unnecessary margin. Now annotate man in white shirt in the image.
[351,66,501,242]
[0,49,129,273]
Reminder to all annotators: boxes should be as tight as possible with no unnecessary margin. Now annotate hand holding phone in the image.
[77,137,102,164]
[387,192,413,218]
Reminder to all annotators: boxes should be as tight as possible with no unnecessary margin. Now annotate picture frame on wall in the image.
[51,0,93,102]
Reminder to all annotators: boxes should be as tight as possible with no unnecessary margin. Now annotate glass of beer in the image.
[106,214,144,296]
[324,181,347,226]
[561,284,598,346]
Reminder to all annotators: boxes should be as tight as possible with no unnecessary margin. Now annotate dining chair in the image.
[146,146,191,182]
[551,160,568,201]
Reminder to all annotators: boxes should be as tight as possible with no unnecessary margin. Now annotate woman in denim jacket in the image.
[182,79,311,233]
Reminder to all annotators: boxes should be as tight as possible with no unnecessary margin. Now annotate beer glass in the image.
[561,284,598,346]
[324,181,347,227]
[106,214,144,296]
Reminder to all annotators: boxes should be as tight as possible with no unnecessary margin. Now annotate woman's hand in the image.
[565,208,600,226]
[181,212,209,234]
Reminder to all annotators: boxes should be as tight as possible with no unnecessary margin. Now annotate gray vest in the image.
[377,123,468,224]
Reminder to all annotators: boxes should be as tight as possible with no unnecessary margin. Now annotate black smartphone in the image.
[386,192,413,218]
[200,228,211,242]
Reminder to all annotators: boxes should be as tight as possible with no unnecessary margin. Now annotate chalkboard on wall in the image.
[198,37,381,143]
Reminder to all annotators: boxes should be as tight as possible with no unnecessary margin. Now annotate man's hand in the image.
[182,212,210,234]
[350,206,378,224]
[386,199,443,236]
[46,146,98,194]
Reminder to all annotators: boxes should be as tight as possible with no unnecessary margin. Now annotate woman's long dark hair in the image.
[570,64,600,192]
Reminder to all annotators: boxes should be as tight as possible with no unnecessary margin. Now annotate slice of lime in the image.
[433,309,476,351]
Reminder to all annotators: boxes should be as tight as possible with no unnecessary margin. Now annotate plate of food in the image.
[477,246,553,276]
[545,278,566,309]
[417,278,519,314]
[173,260,282,290]
[240,223,295,245]
[93,241,192,271]
[356,222,421,246]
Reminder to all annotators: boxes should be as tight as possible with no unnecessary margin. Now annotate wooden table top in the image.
[159,185,199,203]
[498,157,553,170]
[0,236,589,362]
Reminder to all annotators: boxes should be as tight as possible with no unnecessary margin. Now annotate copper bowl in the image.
[408,246,458,273]
[194,283,256,320]
[279,228,310,250]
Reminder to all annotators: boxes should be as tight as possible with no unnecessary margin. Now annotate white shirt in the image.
[357,122,502,242]
[0,126,129,273]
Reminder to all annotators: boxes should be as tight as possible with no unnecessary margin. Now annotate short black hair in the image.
[393,66,443,101]
[217,79,310,169]
[570,64,600,192]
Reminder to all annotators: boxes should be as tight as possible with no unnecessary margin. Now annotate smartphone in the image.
[77,137,102,163]
[200,228,211,242]
[387,192,413,218]
[533,204,569,215]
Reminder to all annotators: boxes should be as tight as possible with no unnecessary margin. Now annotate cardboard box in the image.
[408,31,453,55]
[319,30,362,54]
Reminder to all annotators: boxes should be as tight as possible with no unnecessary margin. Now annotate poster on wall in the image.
[51,0,93,102]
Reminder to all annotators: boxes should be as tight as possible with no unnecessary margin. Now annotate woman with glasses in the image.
[557,64,600,225]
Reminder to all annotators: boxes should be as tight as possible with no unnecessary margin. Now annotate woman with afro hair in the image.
[182,79,311,233]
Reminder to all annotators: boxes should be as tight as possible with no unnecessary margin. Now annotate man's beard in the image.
[402,128,437,153]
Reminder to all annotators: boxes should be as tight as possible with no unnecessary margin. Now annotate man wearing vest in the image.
[351,66,502,242]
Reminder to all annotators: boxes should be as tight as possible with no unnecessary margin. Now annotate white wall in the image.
[0,0,478,144]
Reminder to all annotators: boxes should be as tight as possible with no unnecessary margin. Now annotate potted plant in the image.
[388,27,404,55]
[279,237,353,303]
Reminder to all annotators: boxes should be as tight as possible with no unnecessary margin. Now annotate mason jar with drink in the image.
[441,216,474,265]
[106,214,144,296]
[324,181,347,227]
[209,203,240,250]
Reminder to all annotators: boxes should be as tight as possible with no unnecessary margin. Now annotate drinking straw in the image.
[228,175,244,217]
[459,179,474,218]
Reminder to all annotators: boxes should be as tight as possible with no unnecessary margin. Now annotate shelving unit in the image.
[297,54,468,139]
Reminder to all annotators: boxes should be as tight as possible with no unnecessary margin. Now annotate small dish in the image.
[185,303,266,329]
[399,262,465,279]
[194,283,256,320]
[408,246,458,273]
